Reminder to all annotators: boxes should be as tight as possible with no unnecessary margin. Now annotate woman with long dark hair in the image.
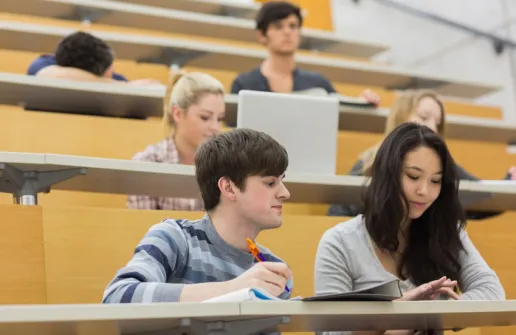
[315,123,505,335]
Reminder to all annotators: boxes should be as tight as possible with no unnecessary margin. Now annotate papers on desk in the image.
[202,288,301,303]
[294,88,376,108]
[303,279,402,302]
[478,180,516,186]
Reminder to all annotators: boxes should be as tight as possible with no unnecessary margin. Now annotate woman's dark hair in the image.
[363,122,466,287]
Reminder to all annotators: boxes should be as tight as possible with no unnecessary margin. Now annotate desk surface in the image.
[0,152,515,211]
[0,301,515,334]
[0,21,500,99]
[121,0,261,19]
[1,73,515,144]
[0,0,388,58]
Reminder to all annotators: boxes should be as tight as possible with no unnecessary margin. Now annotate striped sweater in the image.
[103,214,293,303]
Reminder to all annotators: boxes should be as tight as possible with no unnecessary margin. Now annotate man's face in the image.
[233,175,290,231]
[258,14,301,56]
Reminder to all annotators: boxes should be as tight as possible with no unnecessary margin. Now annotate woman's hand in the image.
[398,276,459,301]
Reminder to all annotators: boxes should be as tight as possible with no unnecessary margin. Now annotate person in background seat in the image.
[231,1,379,104]
[127,71,226,210]
[28,31,158,86]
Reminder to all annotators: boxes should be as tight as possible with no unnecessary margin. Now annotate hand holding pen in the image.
[246,238,291,294]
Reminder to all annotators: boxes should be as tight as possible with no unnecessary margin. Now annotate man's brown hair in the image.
[195,128,288,211]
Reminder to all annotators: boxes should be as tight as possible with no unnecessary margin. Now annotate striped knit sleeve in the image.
[102,219,188,303]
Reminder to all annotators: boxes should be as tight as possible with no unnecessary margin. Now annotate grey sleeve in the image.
[458,229,505,301]
[321,75,337,93]
[102,221,188,303]
[314,228,353,335]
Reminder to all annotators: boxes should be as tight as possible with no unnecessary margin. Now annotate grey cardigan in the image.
[314,215,505,335]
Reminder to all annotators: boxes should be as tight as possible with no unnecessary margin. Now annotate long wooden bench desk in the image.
[1,73,515,144]
[0,300,515,335]
[0,20,500,98]
[0,152,514,211]
[121,0,261,19]
[0,0,388,58]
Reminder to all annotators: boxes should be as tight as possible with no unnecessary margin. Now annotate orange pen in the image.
[246,238,290,293]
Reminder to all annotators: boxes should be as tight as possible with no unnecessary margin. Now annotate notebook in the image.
[202,288,301,303]
[303,279,402,302]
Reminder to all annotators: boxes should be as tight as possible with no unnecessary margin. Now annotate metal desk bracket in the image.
[0,163,88,205]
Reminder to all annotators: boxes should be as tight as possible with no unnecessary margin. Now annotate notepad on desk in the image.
[202,288,302,303]
[303,279,402,302]
[294,88,376,108]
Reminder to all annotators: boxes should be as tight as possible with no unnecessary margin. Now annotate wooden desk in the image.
[120,0,261,19]
[0,21,500,98]
[1,73,515,143]
[0,301,515,335]
[0,152,515,211]
[0,0,388,58]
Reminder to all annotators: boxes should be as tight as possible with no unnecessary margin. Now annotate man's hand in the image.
[227,262,292,297]
[360,88,381,105]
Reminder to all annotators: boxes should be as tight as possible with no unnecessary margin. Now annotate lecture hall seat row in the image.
[0,12,502,100]
[0,73,513,143]
[1,204,514,335]
[0,0,389,58]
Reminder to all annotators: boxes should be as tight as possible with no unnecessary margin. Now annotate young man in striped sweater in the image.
[103,128,293,303]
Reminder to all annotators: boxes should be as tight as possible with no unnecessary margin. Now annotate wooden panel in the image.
[42,206,198,303]
[466,213,516,335]
[0,105,162,159]
[0,204,46,304]
[38,207,516,335]
[336,131,516,179]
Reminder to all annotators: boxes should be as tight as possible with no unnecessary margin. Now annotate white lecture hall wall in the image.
[331,0,516,123]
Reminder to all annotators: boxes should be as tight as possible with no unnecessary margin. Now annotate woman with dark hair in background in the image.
[315,123,505,335]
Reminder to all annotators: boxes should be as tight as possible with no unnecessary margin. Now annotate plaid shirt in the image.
[127,137,204,211]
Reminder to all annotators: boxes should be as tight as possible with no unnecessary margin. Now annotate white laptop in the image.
[236,90,339,175]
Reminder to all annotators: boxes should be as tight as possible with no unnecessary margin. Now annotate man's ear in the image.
[256,30,268,45]
[218,176,237,201]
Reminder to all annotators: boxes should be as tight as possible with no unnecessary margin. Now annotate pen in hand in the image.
[246,238,291,293]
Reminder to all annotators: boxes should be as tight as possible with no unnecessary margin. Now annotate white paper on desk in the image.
[293,88,375,107]
[202,288,301,303]
[478,180,516,186]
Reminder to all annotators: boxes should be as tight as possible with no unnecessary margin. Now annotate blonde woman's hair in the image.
[361,90,445,174]
[163,71,225,135]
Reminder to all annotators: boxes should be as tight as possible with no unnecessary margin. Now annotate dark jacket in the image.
[327,160,509,220]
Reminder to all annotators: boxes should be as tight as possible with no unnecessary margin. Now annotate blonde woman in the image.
[327,90,516,219]
[127,72,226,210]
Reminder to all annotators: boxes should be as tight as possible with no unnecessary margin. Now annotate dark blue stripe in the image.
[120,283,139,303]
[182,269,220,283]
[118,271,147,282]
[135,244,172,279]
[181,225,212,245]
